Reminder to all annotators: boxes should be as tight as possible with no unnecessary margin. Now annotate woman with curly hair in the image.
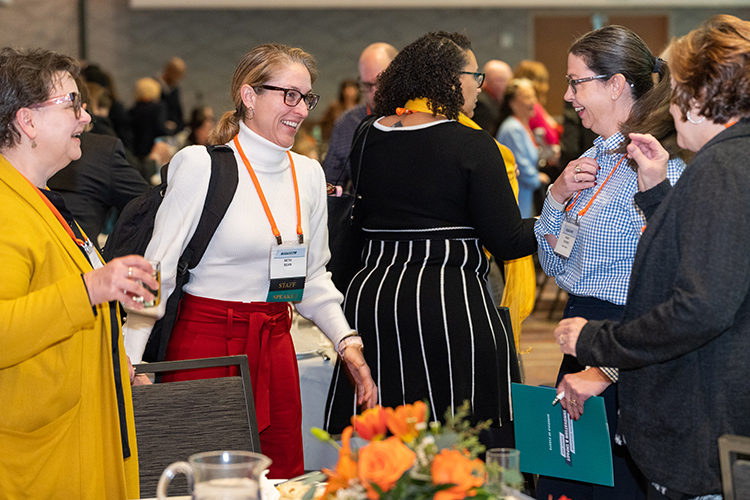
[325,31,536,447]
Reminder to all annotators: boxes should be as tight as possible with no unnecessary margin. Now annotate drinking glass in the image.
[485,447,524,491]
[133,260,161,308]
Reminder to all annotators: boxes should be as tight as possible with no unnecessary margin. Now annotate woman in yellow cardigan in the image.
[0,47,156,499]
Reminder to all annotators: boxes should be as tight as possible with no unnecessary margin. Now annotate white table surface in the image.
[291,313,340,471]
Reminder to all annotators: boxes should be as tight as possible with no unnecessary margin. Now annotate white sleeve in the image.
[122,146,211,363]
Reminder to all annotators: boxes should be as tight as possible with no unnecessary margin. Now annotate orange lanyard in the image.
[26,178,85,246]
[233,135,304,245]
[566,156,626,218]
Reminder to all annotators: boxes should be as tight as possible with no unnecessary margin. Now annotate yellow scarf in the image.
[399,99,536,349]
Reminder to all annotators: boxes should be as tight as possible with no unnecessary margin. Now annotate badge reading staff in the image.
[267,243,308,302]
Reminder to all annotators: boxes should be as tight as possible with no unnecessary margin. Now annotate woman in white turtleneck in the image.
[123,43,377,478]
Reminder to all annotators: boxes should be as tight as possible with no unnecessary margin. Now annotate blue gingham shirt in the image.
[535,132,686,306]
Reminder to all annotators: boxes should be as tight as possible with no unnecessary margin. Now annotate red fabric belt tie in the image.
[176,294,293,432]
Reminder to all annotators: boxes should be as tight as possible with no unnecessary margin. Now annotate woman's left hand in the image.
[554,317,587,356]
[342,346,378,409]
[557,368,612,420]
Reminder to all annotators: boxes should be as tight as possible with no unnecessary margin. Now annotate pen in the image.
[551,391,565,406]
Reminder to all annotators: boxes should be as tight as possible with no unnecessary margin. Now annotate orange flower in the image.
[352,405,388,441]
[322,426,358,497]
[431,449,485,500]
[385,401,427,443]
[358,436,416,499]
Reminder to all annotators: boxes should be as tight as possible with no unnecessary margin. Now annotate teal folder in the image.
[511,383,614,486]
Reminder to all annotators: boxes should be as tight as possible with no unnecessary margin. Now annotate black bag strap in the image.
[155,144,239,362]
[332,114,379,188]
[347,115,377,222]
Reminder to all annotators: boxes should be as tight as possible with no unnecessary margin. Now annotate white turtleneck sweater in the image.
[124,122,353,363]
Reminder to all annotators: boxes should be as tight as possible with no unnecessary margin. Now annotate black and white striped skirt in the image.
[324,233,520,432]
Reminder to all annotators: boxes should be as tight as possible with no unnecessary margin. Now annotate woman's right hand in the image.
[627,133,669,192]
[342,346,378,409]
[548,157,600,206]
[82,255,158,309]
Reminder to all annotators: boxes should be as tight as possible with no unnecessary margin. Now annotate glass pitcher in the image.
[157,450,272,500]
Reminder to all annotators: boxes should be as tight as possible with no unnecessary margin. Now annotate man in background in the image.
[473,59,512,137]
[323,42,397,190]
[159,57,186,134]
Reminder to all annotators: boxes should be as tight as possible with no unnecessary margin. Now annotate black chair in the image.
[719,434,750,500]
[132,355,261,496]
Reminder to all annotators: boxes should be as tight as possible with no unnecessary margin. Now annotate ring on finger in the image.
[575,164,582,173]
[570,399,577,406]
[127,266,133,278]
[574,173,579,182]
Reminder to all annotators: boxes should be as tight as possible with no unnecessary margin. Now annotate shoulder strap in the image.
[178,145,239,273]
[333,114,378,187]
[154,144,239,362]
[349,115,377,205]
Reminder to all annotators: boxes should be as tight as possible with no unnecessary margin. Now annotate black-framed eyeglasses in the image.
[566,75,609,94]
[257,85,320,110]
[460,71,485,88]
[29,92,82,118]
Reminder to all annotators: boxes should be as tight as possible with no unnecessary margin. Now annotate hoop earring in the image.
[687,110,705,125]
[246,107,255,120]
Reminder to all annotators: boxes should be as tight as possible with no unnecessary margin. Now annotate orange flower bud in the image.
[358,436,416,500]
[385,401,427,443]
[322,426,358,497]
[352,405,389,441]
[431,449,485,500]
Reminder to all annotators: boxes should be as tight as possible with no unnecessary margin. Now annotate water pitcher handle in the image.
[157,461,193,499]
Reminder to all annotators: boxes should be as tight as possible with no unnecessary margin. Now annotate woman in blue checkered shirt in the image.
[534,26,688,500]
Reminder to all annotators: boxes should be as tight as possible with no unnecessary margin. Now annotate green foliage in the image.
[442,401,492,460]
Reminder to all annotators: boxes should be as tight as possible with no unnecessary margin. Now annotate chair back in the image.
[132,355,261,496]
[719,433,750,500]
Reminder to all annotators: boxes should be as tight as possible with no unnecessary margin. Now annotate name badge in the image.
[267,243,308,302]
[554,217,579,259]
[83,239,104,269]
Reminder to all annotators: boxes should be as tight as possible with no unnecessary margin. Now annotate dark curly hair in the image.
[669,14,750,124]
[373,31,471,120]
[0,47,81,150]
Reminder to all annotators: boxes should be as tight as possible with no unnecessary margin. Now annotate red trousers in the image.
[163,293,304,479]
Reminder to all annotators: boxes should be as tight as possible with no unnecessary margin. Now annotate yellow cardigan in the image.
[0,155,139,499]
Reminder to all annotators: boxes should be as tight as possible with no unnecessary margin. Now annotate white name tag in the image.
[83,239,104,269]
[267,243,308,302]
[554,217,580,259]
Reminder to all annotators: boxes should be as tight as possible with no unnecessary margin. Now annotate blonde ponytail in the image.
[208,109,242,145]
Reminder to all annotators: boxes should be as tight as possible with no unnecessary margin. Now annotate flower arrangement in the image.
[312,401,496,500]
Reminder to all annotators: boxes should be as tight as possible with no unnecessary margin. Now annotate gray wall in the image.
[1,1,747,123]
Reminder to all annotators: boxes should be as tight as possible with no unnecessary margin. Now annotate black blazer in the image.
[577,117,750,495]
[48,132,151,244]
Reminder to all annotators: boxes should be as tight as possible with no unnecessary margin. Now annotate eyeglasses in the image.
[460,71,485,88]
[257,85,320,110]
[566,75,609,94]
[358,80,377,93]
[29,92,82,118]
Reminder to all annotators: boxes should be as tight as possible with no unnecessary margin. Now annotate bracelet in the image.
[546,185,567,211]
[337,334,364,359]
